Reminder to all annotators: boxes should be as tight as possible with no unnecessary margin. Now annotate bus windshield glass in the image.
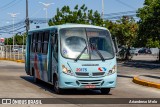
[60,28,114,60]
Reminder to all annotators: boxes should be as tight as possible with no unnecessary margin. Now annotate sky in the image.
[0,0,145,38]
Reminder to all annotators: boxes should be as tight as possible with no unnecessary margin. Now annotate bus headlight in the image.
[62,65,74,76]
[107,65,117,75]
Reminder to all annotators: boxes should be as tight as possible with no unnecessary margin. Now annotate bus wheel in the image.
[100,88,110,94]
[53,77,63,94]
[33,69,38,83]
[33,73,37,83]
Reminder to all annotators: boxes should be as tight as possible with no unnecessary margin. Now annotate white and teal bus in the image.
[25,24,117,94]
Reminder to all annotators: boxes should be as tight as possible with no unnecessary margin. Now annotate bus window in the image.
[42,32,49,54]
[31,33,37,52]
[35,33,39,52]
[87,28,114,59]
[37,33,42,53]
[31,33,34,52]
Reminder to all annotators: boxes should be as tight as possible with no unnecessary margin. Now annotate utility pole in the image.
[102,0,104,19]
[25,0,30,54]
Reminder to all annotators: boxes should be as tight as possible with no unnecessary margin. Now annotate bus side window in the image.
[35,33,39,52]
[31,34,34,52]
[31,33,37,52]
[37,32,42,53]
[42,32,49,54]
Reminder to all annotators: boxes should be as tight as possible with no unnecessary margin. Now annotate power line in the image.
[0,0,22,12]
[103,10,137,20]
[115,0,136,10]
[0,0,16,9]
[104,10,136,16]
[104,14,137,20]
[0,18,49,34]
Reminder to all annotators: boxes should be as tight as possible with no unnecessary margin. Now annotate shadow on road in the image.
[20,76,112,96]
[142,75,160,79]
[117,75,133,78]
[120,60,160,70]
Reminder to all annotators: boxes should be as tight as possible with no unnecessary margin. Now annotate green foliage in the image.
[104,16,138,46]
[4,33,26,45]
[49,4,138,47]
[4,38,13,45]
[146,38,160,48]
[48,4,104,26]
[137,0,160,48]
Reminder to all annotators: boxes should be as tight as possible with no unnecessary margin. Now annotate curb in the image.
[133,76,160,89]
[0,59,25,63]
[16,60,25,63]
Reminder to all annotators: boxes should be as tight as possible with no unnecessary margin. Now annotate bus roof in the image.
[29,24,108,32]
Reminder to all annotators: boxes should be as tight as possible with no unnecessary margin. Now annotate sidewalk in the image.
[133,75,160,89]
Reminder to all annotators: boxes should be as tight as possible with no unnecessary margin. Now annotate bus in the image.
[25,24,118,94]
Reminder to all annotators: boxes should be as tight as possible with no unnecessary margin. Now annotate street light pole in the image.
[102,0,104,19]
[39,2,54,26]
[12,15,15,60]
[45,8,48,26]
[8,13,19,60]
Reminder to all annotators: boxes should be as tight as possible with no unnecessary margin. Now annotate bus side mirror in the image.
[112,37,118,53]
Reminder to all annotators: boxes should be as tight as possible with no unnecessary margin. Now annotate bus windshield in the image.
[60,28,114,60]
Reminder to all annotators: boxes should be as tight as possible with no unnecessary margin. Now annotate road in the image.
[0,60,159,107]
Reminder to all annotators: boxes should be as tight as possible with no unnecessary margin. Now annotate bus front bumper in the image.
[59,73,117,89]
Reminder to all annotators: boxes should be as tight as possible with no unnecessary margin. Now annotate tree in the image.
[104,16,138,47]
[4,33,26,45]
[4,38,13,45]
[137,0,160,48]
[49,4,138,48]
[48,4,104,26]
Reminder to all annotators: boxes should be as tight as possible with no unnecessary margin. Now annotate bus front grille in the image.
[75,72,105,77]
[77,79,103,86]
[92,72,105,76]
[75,72,89,76]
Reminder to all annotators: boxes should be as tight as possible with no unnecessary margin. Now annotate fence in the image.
[117,47,159,61]
[0,45,159,62]
[0,45,25,61]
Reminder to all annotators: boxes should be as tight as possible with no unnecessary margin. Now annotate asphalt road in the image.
[0,60,159,107]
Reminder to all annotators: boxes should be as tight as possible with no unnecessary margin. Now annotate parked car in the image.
[138,48,152,54]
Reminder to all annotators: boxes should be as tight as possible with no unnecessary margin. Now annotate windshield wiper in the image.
[75,46,87,62]
[89,43,105,62]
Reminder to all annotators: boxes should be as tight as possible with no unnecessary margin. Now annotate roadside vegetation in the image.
[5,0,160,60]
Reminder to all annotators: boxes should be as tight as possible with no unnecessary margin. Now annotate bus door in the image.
[51,30,58,82]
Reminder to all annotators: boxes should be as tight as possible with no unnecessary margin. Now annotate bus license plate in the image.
[85,84,96,88]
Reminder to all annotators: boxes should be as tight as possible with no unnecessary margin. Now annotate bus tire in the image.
[53,76,63,94]
[32,68,37,83]
[100,88,110,94]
